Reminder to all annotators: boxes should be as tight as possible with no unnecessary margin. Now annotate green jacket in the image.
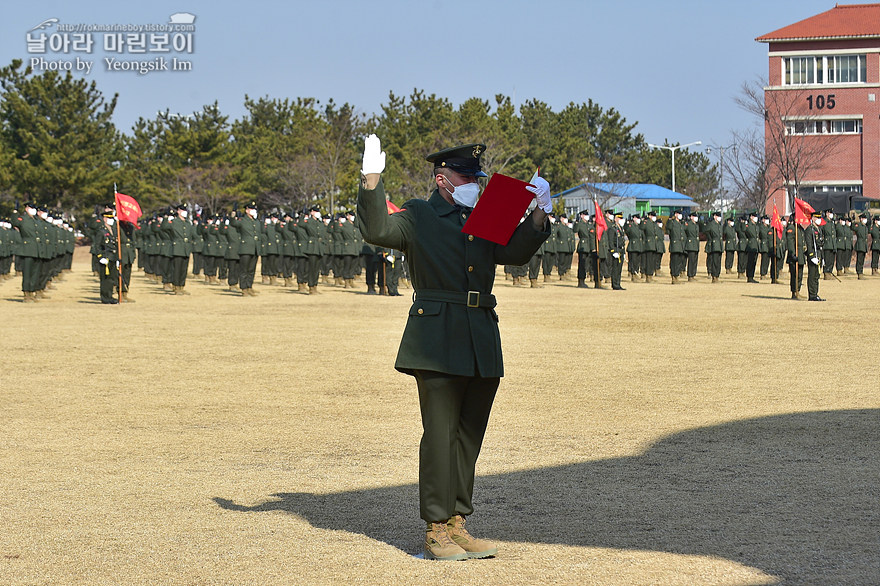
[665,217,685,253]
[163,216,196,257]
[744,221,760,252]
[852,221,868,253]
[702,219,723,253]
[821,221,837,251]
[298,216,323,256]
[356,178,549,378]
[624,220,643,253]
[231,215,261,256]
[835,222,851,251]
[684,219,700,252]
[11,213,39,258]
[221,222,240,260]
[869,222,880,251]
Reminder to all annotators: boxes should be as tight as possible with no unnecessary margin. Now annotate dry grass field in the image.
[1,247,878,585]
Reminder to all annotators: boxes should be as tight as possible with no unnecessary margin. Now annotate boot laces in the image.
[429,522,455,546]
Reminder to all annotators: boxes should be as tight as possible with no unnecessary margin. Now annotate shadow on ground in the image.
[214,409,879,583]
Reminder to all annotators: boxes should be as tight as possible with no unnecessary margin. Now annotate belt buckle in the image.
[467,290,479,308]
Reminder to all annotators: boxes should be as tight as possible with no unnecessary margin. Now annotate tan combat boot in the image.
[424,521,468,561]
[23,291,36,303]
[447,515,498,559]
[873,268,878,276]
[543,274,550,283]
[308,286,317,295]
[35,289,50,299]
[122,292,135,303]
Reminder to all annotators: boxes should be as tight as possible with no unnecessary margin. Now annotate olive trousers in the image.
[414,370,499,524]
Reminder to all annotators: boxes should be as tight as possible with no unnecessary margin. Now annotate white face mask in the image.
[616,218,625,227]
[106,219,115,227]
[248,209,257,219]
[443,176,480,208]
[27,208,37,216]
[814,218,822,226]
[862,218,868,225]
[634,218,641,225]
[39,212,47,219]
[179,210,188,219]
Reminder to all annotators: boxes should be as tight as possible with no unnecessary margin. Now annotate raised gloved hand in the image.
[810,257,820,265]
[99,257,109,265]
[387,254,395,263]
[612,252,620,259]
[362,134,386,175]
[526,176,552,213]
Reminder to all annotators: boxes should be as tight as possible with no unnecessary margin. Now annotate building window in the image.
[785,119,862,135]
[785,57,817,85]
[783,54,866,85]
[798,184,862,197]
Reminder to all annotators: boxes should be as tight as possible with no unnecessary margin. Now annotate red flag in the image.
[793,197,815,227]
[386,200,401,214]
[115,192,142,224]
[593,199,607,241]
[771,204,783,239]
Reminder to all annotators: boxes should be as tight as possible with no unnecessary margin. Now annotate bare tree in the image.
[729,78,843,212]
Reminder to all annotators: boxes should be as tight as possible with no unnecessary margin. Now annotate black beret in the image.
[426,144,487,177]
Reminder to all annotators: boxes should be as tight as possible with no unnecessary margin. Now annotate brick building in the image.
[757,3,880,214]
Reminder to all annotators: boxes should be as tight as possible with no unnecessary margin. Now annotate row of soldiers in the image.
[79,202,409,301]
[0,203,76,302]
[506,207,880,294]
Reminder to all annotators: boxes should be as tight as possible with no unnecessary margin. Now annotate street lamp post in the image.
[647,140,702,194]
[706,143,736,212]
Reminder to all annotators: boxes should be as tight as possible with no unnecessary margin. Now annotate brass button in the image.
[468,235,474,241]
[418,308,424,315]
[468,265,474,272]
[461,213,467,219]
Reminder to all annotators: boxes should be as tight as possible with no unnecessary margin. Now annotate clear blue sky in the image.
[1,0,836,159]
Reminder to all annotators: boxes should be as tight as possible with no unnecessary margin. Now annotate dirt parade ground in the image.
[1,247,878,585]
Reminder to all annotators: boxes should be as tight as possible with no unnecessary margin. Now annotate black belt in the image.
[415,289,496,308]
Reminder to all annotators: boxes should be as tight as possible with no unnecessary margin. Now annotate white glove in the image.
[362,134,386,175]
[99,258,109,265]
[612,252,620,259]
[387,254,395,263]
[116,261,121,269]
[810,257,820,265]
[526,176,552,213]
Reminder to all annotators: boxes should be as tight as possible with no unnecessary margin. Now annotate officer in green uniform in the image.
[356,135,550,562]
[834,216,849,275]
[870,215,880,275]
[10,202,41,302]
[624,214,644,283]
[744,212,760,283]
[221,214,241,292]
[785,213,806,299]
[821,209,837,278]
[703,211,723,283]
[851,213,868,279]
[665,210,686,284]
[231,202,262,296]
[805,211,825,300]
[298,206,324,294]
[338,211,359,288]
[722,216,737,274]
[684,211,700,281]
[164,204,197,295]
[605,212,625,290]
[640,211,658,283]
[653,215,666,275]
[735,215,748,278]
[96,211,120,304]
[758,215,773,279]
[575,210,592,288]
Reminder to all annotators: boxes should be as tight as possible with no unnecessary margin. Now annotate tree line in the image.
[0,58,719,223]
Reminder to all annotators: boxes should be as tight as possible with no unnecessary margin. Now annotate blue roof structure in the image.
[554,183,696,205]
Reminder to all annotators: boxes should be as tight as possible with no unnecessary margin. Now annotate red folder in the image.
[462,173,535,245]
